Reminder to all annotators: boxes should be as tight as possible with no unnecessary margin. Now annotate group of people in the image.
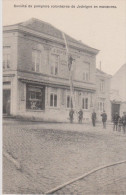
[69,108,126,134]
[113,112,126,133]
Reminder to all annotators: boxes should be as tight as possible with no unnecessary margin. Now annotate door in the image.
[3,89,11,115]
[111,103,120,120]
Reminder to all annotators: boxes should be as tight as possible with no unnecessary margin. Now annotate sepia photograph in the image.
[2,0,126,194]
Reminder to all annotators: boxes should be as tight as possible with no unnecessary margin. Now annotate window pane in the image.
[50,94,53,106]
[36,92,42,99]
[85,98,88,109]
[54,95,57,107]
[30,92,36,99]
[67,96,70,108]
[82,98,84,109]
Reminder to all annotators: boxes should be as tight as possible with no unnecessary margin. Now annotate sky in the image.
[2,0,126,75]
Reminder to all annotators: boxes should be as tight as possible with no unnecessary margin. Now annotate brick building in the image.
[3,18,99,122]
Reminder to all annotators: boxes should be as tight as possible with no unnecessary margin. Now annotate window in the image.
[51,54,59,75]
[83,63,90,81]
[50,93,57,107]
[98,101,104,112]
[100,80,105,92]
[83,72,89,81]
[3,46,11,69]
[26,87,44,110]
[67,95,73,108]
[32,50,41,72]
[82,98,88,109]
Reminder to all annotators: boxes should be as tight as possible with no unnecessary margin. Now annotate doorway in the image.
[111,103,120,120]
[3,89,11,115]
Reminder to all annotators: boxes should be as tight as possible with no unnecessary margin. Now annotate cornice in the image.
[3,25,99,55]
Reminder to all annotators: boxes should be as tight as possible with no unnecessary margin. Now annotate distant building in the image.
[3,18,99,122]
[110,64,126,117]
[95,69,112,121]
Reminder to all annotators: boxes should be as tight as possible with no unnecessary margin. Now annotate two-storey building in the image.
[3,18,99,122]
[95,69,112,121]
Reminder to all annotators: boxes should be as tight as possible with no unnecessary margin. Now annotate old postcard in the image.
[2,0,126,194]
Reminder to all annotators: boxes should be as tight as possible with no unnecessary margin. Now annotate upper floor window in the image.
[50,93,58,107]
[83,63,90,81]
[3,46,11,69]
[82,97,88,109]
[100,80,105,92]
[51,54,59,75]
[83,72,89,81]
[32,50,41,72]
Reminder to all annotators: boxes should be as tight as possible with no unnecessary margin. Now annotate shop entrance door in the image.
[111,103,120,120]
[3,89,11,115]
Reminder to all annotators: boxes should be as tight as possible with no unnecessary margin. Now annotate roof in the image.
[96,68,112,77]
[4,18,99,55]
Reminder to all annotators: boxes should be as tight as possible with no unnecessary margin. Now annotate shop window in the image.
[50,93,57,107]
[26,86,44,110]
[51,54,59,75]
[32,49,41,72]
[82,98,88,109]
[3,46,11,69]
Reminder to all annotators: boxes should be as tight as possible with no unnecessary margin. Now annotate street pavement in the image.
[2,119,126,194]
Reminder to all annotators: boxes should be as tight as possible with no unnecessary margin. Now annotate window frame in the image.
[26,86,44,110]
[3,46,11,69]
[32,49,41,72]
[82,97,89,110]
[50,54,59,76]
[50,92,58,108]
[100,80,105,92]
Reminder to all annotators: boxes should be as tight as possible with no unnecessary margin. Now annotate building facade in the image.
[95,69,112,121]
[110,64,126,117]
[3,18,99,122]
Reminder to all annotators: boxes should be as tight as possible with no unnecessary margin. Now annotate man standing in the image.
[122,112,126,134]
[113,112,120,131]
[69,108,74,123]
[78,109,83,124]
[101,110,107,129]
[92,110,96,127]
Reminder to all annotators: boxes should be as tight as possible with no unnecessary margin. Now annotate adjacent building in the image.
[110,64,126,117]
[3,18,99,122]
[95,69,112,121]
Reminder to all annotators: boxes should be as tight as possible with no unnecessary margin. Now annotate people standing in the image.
[92,110,96,127]
[101,110,107,129]
[113,112,120,131]
[122,112,126,134]
[69,108,74,123]
[78,109,83,124]
[118,116,122,132]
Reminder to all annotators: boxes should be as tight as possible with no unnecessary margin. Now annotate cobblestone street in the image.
[3,119,126,194]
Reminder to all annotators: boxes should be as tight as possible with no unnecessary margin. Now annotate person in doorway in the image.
[78,109,83,124]
[101,110,107,129]
[69,108,74,123]
[122,112,126,134]
[92,110,96,127]
[113,112,120,131]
